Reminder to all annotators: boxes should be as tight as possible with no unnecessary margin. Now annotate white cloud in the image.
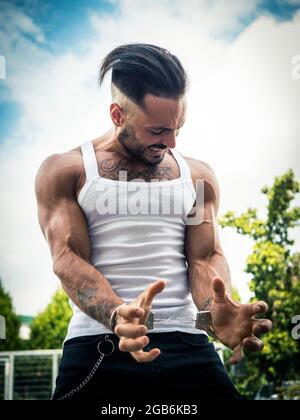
[0,1,299,314]
[0,1,45,45]
[103,0,261,37]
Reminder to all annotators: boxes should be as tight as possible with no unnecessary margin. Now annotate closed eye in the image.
[150,130,164,135]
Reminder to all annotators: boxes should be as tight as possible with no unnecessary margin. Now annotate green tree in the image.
[29,288,72,349]
[231,286,241,303]
[0,279,22,350]
[220,170,300,399]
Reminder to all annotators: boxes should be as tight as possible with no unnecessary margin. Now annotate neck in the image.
[94,128,130,157]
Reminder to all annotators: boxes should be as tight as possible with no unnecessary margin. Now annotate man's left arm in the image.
[185,161,230,310]
[184,159,272,364]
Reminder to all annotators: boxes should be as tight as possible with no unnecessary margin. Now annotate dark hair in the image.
[99,43,187,107]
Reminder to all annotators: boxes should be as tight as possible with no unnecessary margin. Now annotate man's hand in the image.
[210,276,273,365]
[114,279,166,363]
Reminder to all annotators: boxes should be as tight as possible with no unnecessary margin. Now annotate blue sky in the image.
[11,0,116,50]
[259,0,300,20]
[0,0,300,316]
[0,0,115,140]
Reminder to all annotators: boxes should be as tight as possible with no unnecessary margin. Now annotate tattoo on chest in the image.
[100,158,178,182]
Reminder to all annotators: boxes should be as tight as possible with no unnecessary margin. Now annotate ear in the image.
[110,103,125,127]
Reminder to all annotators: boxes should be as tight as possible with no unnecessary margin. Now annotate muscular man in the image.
[35,43,272,401]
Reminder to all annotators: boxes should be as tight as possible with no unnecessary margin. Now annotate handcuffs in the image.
[110,304,216,338]
[145,310,217,339]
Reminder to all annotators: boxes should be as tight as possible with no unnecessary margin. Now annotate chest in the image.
[97,153,181,182]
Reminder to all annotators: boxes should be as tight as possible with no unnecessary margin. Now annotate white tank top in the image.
[65,141,206,341]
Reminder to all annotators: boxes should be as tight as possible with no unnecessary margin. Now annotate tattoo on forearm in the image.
[77,288,117,330]
[77,288,97,303]
[203,296,213,311]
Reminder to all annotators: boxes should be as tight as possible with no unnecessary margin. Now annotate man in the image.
[35,43,272,401]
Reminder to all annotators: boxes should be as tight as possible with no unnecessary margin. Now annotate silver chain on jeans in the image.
[57,335,115,400]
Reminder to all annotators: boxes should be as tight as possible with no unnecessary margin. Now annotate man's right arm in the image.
[35,153,125,330]
[35,153,166,362]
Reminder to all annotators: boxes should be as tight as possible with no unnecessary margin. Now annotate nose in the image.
[163,132,177,149]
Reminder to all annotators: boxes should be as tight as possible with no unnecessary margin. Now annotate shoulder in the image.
[35,148,82,198]
[183,155,220,206]
[184,156,218,185]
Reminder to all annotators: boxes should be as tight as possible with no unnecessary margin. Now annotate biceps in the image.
[38,198,91,262]
[185,220,221,262]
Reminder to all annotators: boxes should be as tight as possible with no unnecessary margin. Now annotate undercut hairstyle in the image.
[99,43,187,107]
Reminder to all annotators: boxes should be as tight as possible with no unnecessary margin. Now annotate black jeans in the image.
[52,331,243,401]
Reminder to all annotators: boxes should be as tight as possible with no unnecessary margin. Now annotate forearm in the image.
[53,250,124,330]
[187,251,232,310]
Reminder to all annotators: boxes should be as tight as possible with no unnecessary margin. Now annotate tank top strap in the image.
[80,141,99,181]
[170,149,193,181]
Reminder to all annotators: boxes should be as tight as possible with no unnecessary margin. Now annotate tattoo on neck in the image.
[100,159,176,182]
[77,288,117,330]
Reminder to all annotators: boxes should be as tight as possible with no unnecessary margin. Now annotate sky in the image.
[0,0,300,316]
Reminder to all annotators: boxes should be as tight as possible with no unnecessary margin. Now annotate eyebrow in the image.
[147,123,185,131]
[148,127,172,131]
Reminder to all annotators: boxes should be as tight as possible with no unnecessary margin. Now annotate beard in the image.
[118,126,166,166]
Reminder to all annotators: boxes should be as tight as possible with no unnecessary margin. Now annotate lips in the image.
[148,146,164,151]
[147,144,167,153]
[147,147,166,157]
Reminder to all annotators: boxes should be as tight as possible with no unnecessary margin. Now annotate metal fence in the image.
[0,350,62,400]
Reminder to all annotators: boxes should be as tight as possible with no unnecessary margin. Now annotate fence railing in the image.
[0,350,62,400]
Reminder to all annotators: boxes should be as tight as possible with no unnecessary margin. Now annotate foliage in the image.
[220,170,300,399]
[231,286,241,303]
[0,279,22,351]
[28,288,72,350]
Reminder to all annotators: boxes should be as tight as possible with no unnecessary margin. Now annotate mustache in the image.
[149,144,167,149]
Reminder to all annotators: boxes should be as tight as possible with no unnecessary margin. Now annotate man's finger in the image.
[118,305,145,320]
[242,301,269,318]
[253,319,273,337]
[212,277,227,304]
[242,336,264,352]
[230,345,244,365]
[131,348,161,363]
[119,336,149,352]
[252,301,269,316]
[114,323,148,339]
[144,279,166,306]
